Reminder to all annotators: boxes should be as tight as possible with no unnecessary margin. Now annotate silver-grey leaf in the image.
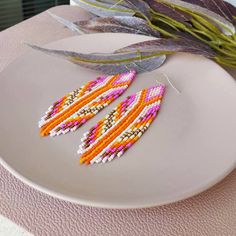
[72,0,135,17]
[48,11,86,34]
[124,0,151,19]
[76,16,160,36]
[26,43,166,74]
[76,56,166,74]
[97,0,130,8]
[49,12,160,36]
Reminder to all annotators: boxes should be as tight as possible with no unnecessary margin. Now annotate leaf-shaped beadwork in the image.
[78,84,165,165]
[38,71,136,136]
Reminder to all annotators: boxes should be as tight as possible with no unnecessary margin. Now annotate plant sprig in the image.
[46,0,236,70]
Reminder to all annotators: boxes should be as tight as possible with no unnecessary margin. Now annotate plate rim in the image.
[1,154,235,209]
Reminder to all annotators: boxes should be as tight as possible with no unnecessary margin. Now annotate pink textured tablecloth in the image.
[1,5,236,236]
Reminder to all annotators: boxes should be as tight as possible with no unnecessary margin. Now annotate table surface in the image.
[1,5,236,236]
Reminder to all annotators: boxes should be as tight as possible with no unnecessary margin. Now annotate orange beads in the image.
[78,85,165,165]
[38,71,136,137]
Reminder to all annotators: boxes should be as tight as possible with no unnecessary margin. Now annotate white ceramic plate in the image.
[0,34,236,209]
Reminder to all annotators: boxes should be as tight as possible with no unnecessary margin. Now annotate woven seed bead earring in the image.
[38,71,137,137]
[78,73,181,165]
[78,84,166,165]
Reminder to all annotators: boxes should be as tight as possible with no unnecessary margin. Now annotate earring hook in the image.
[156,72,181,95]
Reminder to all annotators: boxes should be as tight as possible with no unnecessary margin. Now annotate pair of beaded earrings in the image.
[39,71,166,165]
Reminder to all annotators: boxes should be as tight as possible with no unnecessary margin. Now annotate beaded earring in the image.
[78,84,165,165]
[38,71,136,137]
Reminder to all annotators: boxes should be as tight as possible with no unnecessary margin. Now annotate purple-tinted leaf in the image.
[174,30,205,42]
[225,1,236,16]
[146,0,192,23]
[116,38,216,58]
[160,0,235,35]
[76,16,160,36]
[224,1,236,25]
[182,0,234,22]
